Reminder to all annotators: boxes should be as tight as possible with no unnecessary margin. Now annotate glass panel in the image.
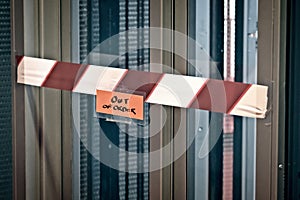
[72,0,150,199]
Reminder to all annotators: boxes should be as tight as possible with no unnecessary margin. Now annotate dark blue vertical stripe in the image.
[0,0,12,199]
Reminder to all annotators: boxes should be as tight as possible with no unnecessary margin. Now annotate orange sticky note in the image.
[96,90,144,120]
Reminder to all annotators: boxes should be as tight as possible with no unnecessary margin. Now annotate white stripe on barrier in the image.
[73,65,128,95]
[229,85,268,118]
[17,57,57,87]
[145,74,208,107]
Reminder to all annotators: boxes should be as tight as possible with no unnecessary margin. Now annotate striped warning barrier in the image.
[17,56,268,118]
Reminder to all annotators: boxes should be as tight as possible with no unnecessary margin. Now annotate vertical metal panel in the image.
[270,1,281,199]
[149,0,188,199]
[256,0,273,197]
[39,0,62,199]
[11,0,26,199]
[173,0,187,200]
[71,1,80,198]
[257,0,283,198]
[24,0,41,199]
[161,0,174,199]
[23,0,73,199]
[149,0,163,199]
[61,0,73,199]
[24,85,40,200]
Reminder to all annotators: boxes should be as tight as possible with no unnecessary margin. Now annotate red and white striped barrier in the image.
[17,56,268,118]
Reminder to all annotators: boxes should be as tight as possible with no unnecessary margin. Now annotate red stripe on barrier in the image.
[188,80,251,113]
[41,61,89,90]
[113,70,164,97]
[226,84,252,114]
[16,55,24,66]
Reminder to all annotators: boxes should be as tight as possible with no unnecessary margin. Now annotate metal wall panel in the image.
[256,0,284,198]
[11,0,26,199]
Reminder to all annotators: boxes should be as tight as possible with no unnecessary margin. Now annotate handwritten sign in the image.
[96,90,144,120]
